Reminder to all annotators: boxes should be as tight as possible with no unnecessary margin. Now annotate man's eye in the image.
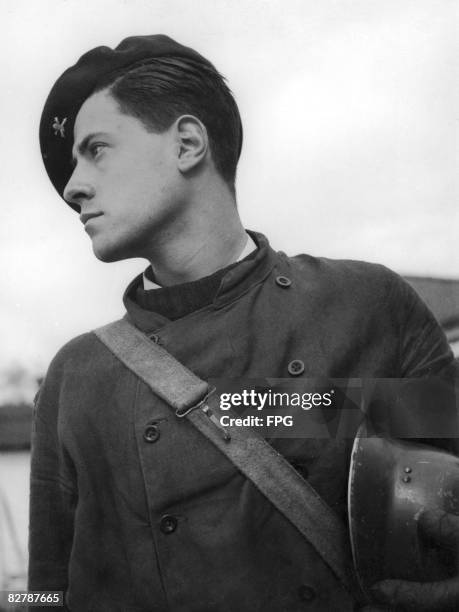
[90,143,106,158]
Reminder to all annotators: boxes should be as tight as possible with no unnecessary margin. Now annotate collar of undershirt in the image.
[142,233,257,290]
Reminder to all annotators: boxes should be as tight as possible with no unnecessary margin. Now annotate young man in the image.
[30,35,458,611]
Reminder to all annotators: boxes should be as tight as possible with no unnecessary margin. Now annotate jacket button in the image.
[160,515,178,534]
[143,424,160,443]
[288,359,305,376]
[275,275,292,288]
[298,584,317,602]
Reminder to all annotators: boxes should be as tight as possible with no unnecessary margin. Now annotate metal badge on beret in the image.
[39,35,241,211]
[52,117,67,138]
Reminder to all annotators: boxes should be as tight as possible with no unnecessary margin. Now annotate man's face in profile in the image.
[64,90,183,263]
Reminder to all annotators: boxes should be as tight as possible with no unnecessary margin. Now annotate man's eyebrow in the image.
[71,132,110,166]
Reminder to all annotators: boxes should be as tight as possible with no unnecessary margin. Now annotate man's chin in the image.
[92,242,129,263]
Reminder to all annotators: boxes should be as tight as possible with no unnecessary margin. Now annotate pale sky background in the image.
[1,0,458,398]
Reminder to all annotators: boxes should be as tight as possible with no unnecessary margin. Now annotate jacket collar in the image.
[123,230,278,333]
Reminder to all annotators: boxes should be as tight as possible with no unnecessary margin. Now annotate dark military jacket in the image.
[28,232,456,611]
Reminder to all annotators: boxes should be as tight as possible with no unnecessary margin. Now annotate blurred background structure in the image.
[1,0,457,604]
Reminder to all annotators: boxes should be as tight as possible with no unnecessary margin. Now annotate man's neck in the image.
[144,183,248,287]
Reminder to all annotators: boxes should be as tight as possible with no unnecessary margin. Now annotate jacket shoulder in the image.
[284,251,407,301]
[36,327,122,409]
[45,328,119,385]
[48,330,103,369]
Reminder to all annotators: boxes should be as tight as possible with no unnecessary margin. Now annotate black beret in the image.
[40,34,236,210]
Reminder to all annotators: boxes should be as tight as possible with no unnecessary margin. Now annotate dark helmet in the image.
[348,425,459,597]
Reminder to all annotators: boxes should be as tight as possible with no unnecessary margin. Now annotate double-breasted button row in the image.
[275,274,305,376]
[160,514,178,534]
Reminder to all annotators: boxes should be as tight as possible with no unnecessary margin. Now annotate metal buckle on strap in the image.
[175,387,231,442]
[175,387,217,418]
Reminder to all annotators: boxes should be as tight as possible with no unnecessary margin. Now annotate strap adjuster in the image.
[175,387,231,442]
[175,387,216,418]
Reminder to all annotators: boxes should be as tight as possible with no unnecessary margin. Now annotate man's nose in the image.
[63,168,95,210]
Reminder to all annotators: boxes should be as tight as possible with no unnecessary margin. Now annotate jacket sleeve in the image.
[28,363,77,608]
[379,273,459,453]
[395,275,457,379]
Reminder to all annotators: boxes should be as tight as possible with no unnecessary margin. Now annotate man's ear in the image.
[174,115,209,173]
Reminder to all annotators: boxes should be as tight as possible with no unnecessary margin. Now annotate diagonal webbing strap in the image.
[94,317,363,601]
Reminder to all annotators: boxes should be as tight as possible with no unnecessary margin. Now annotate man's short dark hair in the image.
[95,56,243,192]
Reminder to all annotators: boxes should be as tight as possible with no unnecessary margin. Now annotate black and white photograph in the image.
[1,1,458,610]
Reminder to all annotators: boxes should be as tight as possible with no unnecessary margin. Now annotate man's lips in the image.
[80,212,103,225]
